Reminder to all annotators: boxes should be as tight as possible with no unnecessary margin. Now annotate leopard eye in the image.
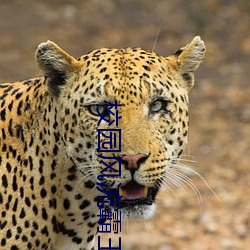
[150,99,171,114]
[88,105,108,116]
[150,100,164,112]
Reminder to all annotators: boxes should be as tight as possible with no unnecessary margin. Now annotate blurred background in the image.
[0,0,249,249]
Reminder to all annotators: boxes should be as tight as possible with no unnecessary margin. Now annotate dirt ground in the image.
[0,1,249,249]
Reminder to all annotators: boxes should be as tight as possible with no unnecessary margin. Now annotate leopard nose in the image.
[121,153,148,170]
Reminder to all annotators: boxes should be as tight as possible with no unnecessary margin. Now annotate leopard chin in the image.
[119,203,156,221]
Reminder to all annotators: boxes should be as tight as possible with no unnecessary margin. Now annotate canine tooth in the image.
[144,187,148,197]
[119,187,125,200]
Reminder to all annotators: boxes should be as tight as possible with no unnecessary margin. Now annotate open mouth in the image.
[110,179,159,209]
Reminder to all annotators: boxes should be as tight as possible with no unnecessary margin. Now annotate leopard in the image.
[0,36,205,250]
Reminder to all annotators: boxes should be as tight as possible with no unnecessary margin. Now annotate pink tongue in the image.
[121,180,145,200]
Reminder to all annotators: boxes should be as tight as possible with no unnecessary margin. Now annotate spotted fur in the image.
[0,37,205,249]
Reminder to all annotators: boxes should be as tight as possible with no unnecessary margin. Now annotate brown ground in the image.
[0,1,249,249]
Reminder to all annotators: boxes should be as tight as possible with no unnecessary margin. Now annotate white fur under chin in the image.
[119,203,156,221]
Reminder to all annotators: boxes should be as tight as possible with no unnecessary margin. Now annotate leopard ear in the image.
[167,36,206,91]
[36,41,81,97]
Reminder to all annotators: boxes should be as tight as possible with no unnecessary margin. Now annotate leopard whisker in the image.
[158,174,183,200]
[152,22,162,52]
[167,167,203,210]
[172,154,196,163]
[160,170,194,202]
[73,166,99,188]
[171,162,219,201]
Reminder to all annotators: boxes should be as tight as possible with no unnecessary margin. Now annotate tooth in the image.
[144,187,148,197]
[119,187,125,200]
